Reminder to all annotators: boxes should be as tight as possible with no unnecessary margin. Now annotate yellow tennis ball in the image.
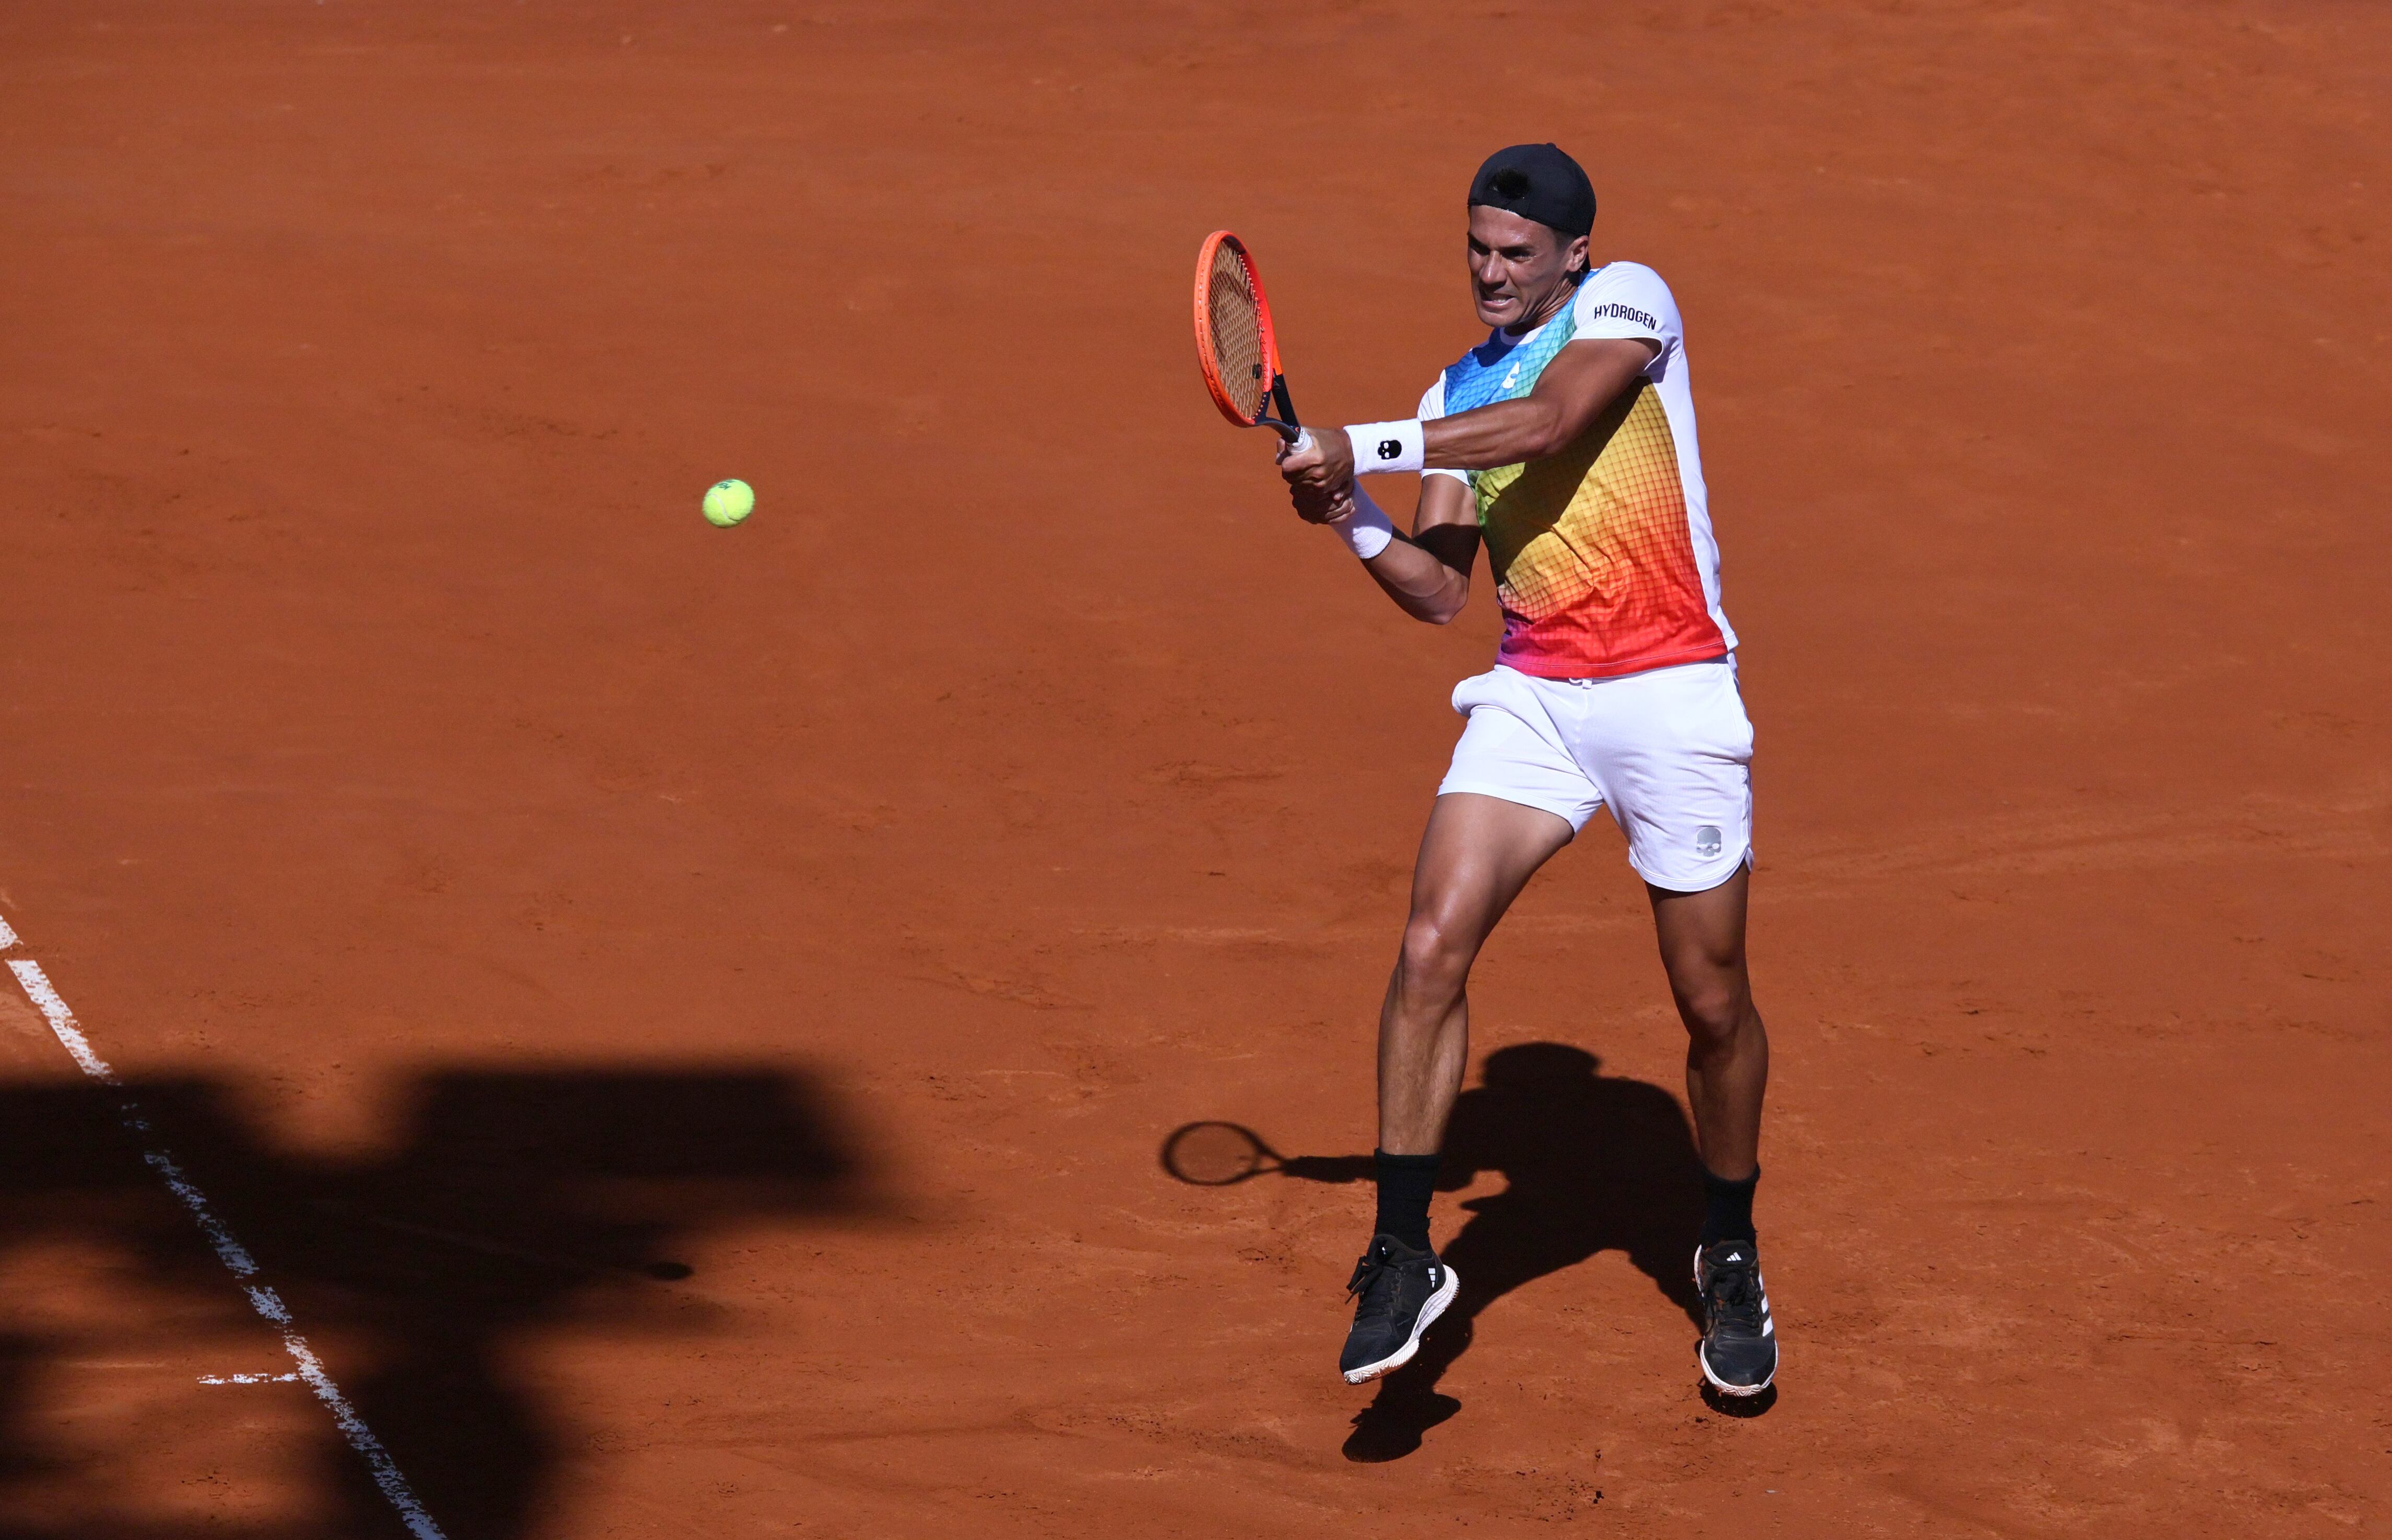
[702,478,753,527]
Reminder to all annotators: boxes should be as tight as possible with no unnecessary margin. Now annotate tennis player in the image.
[1277,144,1777,1397]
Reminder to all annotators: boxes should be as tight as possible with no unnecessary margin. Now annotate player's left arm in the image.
[1283,336,1659,488]
[1422,336,1660,468]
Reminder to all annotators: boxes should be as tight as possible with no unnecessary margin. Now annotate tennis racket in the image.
[1193,231,1306,446]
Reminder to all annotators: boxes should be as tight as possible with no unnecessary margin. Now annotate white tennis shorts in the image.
[1436,659,1755,893]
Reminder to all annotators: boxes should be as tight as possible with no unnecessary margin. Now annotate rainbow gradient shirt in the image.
[1420,262,1735,679]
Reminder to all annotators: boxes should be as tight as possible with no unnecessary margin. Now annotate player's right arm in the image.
[1283,457,1478,625]
[1281,374,1480,625]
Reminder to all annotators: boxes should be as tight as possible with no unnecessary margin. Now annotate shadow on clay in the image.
[0,1064,880,1538]
[1165,1041,1727,1463]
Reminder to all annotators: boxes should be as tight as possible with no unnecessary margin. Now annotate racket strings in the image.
[1205,243,1270,422]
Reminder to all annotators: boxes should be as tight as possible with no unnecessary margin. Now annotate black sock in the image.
[1699,1166,1759,1246]
[1372,1150,1441,1251]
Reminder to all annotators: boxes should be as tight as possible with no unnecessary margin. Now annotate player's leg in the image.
[1588,657,1777,1395]
[1380,790,1576,1156]
[1650,865,1767,1185]
[1342,669,1597,1386]
[1342,792,1571,1386]
[1649,866,1777,1396]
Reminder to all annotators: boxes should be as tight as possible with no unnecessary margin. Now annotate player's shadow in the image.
[0,1064,879,1539]
[1168,1042,1705,1463]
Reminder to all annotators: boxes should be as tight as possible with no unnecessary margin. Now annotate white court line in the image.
[0,914,18,950]
[199,1372,302,1385]
[7,954,448,1540]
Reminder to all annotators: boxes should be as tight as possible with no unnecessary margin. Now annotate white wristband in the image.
[1326,483,1396,560]
[1344,419,1426,475]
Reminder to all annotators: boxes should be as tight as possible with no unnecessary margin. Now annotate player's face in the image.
[1466,206,1588,331]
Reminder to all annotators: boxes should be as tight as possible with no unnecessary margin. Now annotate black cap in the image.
[1466,144,1596,239]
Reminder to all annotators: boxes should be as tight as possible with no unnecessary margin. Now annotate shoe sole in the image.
[1693,1245,1776,1397]
[1341,1264,1460,1385]
[1697,1340,1775,1397]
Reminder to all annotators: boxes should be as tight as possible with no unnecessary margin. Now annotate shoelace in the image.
[1706,1257,1763,1332]
[1346,1246,1396,1316]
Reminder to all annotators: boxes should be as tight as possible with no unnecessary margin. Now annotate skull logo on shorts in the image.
[1695,825,1723,860]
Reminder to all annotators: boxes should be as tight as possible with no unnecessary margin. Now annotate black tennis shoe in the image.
[1695,1237,1777,1395]
[1339,1234,1459,1384]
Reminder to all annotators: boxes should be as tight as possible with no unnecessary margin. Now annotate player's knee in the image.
[1674,981,1748,1046]
[1397,911,1475,996]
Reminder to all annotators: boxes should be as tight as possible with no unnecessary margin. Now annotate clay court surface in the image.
[2,2,2386,1535]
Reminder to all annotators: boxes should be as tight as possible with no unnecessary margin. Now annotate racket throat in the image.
[1260,374,1301,442]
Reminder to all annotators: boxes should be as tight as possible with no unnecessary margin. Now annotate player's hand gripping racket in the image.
[1193,231,1308,448]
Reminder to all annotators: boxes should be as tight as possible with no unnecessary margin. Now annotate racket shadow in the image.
[1157,1120,1373,1187]
[1160,1042,1707,1461]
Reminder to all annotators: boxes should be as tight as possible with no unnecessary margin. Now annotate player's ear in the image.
[1565,234,1590,278]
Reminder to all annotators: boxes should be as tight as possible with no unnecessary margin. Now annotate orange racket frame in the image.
[1193,230,1301,442]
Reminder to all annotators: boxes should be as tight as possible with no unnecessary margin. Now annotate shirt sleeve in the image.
[1568,262,1680,363]
[1418,375,1470,484]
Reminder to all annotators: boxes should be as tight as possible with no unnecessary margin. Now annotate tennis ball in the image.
[702,478,753,528]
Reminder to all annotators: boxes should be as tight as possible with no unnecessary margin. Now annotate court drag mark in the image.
[2,926,449,1540]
